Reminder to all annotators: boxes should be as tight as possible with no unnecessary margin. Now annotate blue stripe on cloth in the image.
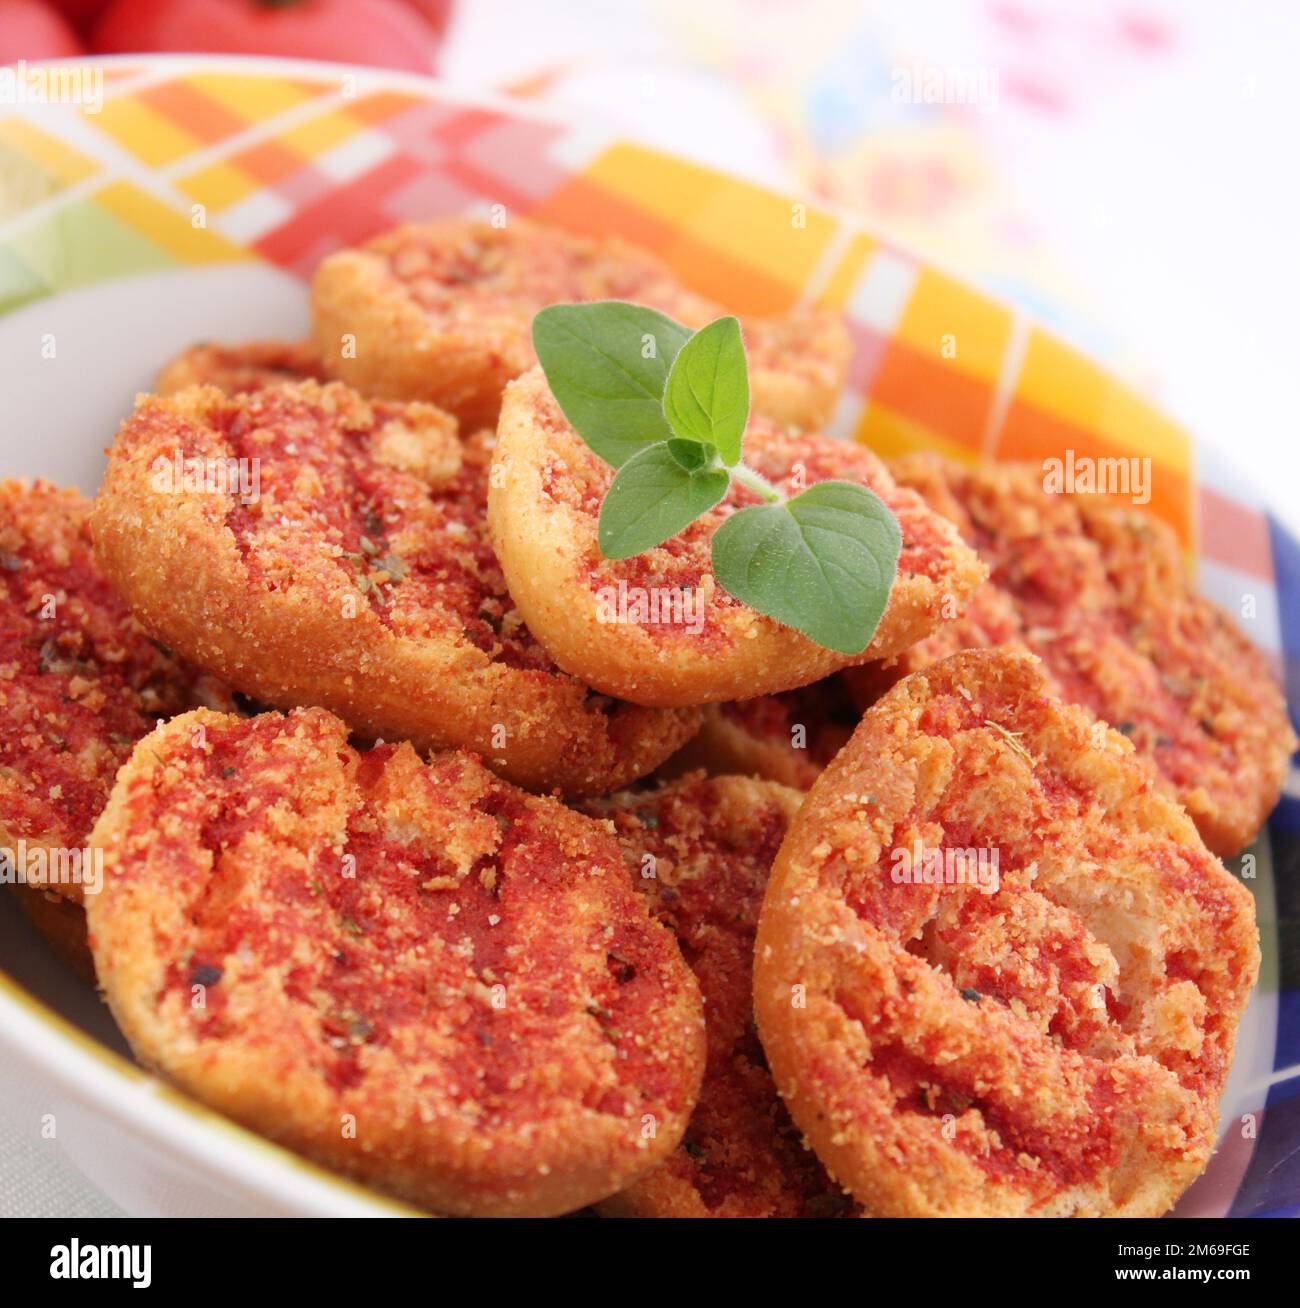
[1270,813,1300,1077]
[1229,1075,1300,1217]
[1266,515,1300,735]
[1231,516,1300,1213]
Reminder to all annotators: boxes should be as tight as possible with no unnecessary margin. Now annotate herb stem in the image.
[731,463,784,504]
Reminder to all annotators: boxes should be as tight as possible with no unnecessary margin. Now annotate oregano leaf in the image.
[533,298,906,656]
[662,315,749,465]
[597,443,730,559]
[710,480,900,653]
[532,302,692,468]
[666,438,714,472]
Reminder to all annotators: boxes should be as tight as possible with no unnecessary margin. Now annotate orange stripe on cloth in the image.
[536,173,802,315]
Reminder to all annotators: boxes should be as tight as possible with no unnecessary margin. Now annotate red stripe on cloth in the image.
[137,80,247,145]
[1199,484,1275,581]
[251,152,426,274]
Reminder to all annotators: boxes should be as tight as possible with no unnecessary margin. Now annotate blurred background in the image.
[2,0,1297,511]
[1,0,1298,1219]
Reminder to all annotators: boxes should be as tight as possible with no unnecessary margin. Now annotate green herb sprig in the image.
[532,302,901,654]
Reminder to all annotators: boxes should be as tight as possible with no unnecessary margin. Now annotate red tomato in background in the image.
[399,0,452,37]
[46,0,111,32]
[92,0,438,74]
[0,0,87,62]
